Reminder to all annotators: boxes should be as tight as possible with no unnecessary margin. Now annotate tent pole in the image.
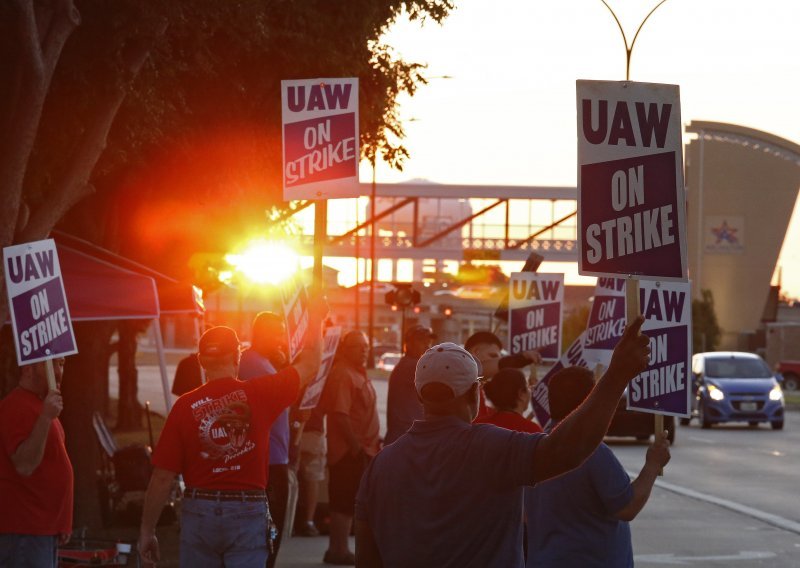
[153,319,173,413]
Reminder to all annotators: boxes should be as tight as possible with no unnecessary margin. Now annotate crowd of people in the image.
[0,294,670,568]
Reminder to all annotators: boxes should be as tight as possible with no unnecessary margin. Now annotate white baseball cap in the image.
[415,342,481,399]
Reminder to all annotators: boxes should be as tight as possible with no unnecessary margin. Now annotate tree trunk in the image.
[60,319,114,530]
[116,320,142,430]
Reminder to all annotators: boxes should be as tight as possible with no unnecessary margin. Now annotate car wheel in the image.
[783,373,799,392]
[679,417,691,426]
[699,402,712,429]
[771,421,784,430]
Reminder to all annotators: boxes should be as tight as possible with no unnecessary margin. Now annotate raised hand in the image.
[42,389,63,420]
[607,316,650,387]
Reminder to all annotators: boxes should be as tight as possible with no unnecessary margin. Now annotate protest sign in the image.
[531,332,591,428]
[3,239,77,366]
[281,77,359,200]
[583,277,626,367]
[626,280,692,417]
[577,80,687,281]
[299,326,341,410]
[279,273,309,362]
[508,273,564,360]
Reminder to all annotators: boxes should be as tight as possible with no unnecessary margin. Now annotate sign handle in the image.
[313,200,327,294]
[45,359,56,391]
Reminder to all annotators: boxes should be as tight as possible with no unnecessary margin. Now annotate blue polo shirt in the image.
[239,349,289,466]
[525,441,634,567]
[356,415,542,568]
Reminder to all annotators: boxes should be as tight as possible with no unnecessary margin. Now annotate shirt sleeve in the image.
[473,424,544,488]
[256,366,301,412]
[587,444,633,516]
[151,404,185,474]
[499,353,534,369]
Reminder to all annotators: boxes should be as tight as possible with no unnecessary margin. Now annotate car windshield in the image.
[704,357,772,378]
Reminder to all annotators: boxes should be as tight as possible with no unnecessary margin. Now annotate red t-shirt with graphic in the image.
[0,387,73,535]
[152,367,299,490]
[474,410,543,434]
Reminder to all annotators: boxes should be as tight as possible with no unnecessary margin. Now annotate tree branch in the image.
[19,18,168,243]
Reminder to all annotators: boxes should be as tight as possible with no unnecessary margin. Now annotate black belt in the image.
[185,487,267,502]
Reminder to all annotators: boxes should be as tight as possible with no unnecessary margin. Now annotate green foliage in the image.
[692,289,721,354]
[32,0,455,275]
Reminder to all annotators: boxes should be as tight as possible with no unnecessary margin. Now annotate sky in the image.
[336,0,800,296]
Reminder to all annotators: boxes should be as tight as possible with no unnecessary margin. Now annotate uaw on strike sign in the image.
[282,78,359,200]
[628,280,692,417]
[577,80,687,281]
[4,239,77,365]
[508,273,564,361]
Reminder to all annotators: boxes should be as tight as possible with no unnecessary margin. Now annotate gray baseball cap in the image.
[415,342,481,398]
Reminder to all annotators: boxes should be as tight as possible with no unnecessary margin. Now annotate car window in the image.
[704,357,772,378]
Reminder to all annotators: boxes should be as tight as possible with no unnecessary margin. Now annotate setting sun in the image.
[224,239,300,285]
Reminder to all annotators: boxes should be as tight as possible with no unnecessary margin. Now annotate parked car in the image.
[776,360,800,392]
[607,389,676,445]
[685,352,785,430]
[377,352,402,372]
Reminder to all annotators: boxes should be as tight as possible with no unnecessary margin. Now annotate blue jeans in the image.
[180,497,269,568]
[0,534,58,568]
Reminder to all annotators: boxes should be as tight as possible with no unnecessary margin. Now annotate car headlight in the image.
[769,386,784,401]
[708,384,724,401]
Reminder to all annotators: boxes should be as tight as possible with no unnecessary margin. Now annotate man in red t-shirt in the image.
[138,303,326,567]
[0,357,73,568]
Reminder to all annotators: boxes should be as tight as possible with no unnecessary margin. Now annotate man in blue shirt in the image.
[526,366,671,567]
[385,324,435,444]
[239,311,292,568]
[355,317,653,568]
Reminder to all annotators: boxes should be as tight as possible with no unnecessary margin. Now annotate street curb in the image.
[630,472,800,536]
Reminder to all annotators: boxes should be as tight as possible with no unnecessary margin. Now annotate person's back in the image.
[385,325,435,445]
[525,366,669,568]
[357,321,656,568]
[359,416,540,568]
[526,442,633,567]
[357,344,542,568]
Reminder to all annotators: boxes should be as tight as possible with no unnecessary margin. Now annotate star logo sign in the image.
[711,220,739,244]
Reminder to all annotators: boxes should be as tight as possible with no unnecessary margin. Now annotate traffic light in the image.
[385,283,421,309]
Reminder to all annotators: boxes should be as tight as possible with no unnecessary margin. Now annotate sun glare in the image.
[225,239,300,286]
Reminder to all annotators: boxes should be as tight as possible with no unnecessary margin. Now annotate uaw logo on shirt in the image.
[193,390,256,463]
[704,216,744,254]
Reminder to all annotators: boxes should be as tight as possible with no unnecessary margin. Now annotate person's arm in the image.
[499,350,542,369]
[532,317,650,482]
[11,390,62,477]
[355,519,384,568]
[331,412,361,457]
[138,467,177,565]
[291,297,329,389]
[614,433,671,521]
